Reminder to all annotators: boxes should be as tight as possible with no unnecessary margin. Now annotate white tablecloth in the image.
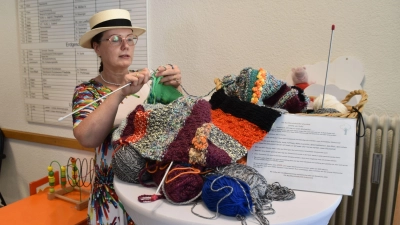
[114,177,342,225]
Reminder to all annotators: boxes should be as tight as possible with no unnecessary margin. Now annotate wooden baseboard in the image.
[2,128,94,152]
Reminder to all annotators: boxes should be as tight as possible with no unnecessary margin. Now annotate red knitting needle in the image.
[321,24,335,108]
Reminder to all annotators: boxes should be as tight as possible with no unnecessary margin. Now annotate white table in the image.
[114,177,341,225]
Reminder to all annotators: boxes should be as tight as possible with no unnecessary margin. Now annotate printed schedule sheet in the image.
[247,114,357,195]
[18,0,147,126]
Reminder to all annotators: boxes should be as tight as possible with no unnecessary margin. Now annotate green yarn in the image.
[146,71,183,104]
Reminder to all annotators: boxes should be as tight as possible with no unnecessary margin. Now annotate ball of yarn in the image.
[202,175,253,217]
[313,94,348,114]
[163,165,203,204]
[111,146,151,183]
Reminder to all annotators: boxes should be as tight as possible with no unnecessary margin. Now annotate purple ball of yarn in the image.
[164,165,203,203]
[202,175,253,217]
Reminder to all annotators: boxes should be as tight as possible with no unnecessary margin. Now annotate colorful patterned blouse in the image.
[72,79,148,225]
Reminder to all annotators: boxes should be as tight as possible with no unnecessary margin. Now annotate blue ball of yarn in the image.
[202,174,253,217]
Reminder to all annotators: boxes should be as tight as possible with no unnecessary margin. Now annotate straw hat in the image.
[79,9,146,49]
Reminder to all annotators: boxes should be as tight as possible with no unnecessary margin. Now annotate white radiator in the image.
[329,114,400,225]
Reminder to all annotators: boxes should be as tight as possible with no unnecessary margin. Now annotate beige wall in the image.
[0,0,399,203]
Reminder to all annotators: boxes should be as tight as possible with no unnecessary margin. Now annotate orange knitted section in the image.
[211,109,267,149]
[125,110,150,143]
[189,123,212,166]
[191,123,212,151]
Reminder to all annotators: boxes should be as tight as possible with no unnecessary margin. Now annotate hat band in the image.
[92,18,132,30]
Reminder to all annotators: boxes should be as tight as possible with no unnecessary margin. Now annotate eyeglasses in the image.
[101,34,138,46]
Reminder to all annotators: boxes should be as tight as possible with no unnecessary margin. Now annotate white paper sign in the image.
[247,114,356,195]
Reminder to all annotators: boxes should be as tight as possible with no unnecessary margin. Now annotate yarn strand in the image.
[180,80,235,98]
[165,167,201,184]
[352,106,365,146]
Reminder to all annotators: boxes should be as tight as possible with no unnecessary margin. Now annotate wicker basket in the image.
[213,78,368,119]
[299,89,368,118]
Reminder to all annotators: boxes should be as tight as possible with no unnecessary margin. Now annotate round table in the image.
[114,177,341,225]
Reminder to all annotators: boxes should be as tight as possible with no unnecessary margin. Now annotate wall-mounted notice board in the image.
[18,0,148,127]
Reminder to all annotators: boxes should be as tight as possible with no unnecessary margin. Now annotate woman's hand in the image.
[155,64,182,89]
[119,68,151,97]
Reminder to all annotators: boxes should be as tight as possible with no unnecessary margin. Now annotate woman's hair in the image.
[91,32,104,73]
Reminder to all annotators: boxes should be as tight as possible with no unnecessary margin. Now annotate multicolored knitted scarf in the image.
[112,93,281,168]
[110,68,301,224]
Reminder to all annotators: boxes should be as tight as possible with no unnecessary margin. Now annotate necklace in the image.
[100,72,122,86]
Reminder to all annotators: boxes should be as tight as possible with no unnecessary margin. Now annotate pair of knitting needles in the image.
[58,69,157,122]
[321,24,335,108]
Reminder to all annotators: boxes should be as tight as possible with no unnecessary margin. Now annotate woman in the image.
[73,9,182,224]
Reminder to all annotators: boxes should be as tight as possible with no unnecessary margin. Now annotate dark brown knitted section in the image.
[209,89,281,132]
[205,140,232,168]
[263,85,309,113]
[291,85,307,102]
[283,93,308,114]
[262,84,291,106]
[162,100,211,163]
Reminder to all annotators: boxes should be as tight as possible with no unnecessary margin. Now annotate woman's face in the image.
[93,28,135,71]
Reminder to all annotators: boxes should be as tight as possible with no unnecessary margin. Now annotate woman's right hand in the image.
[74,68,151,148]
[119,68,151,97]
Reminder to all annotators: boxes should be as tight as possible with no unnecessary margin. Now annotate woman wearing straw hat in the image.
[73,9,182,224]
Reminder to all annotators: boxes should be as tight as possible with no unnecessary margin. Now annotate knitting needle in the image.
[151,161,174,200]
[58,69,158,122]
[58,82,137,122]
[321,24,335,108]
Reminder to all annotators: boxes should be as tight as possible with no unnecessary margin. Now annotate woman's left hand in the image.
[155,64,181,89]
